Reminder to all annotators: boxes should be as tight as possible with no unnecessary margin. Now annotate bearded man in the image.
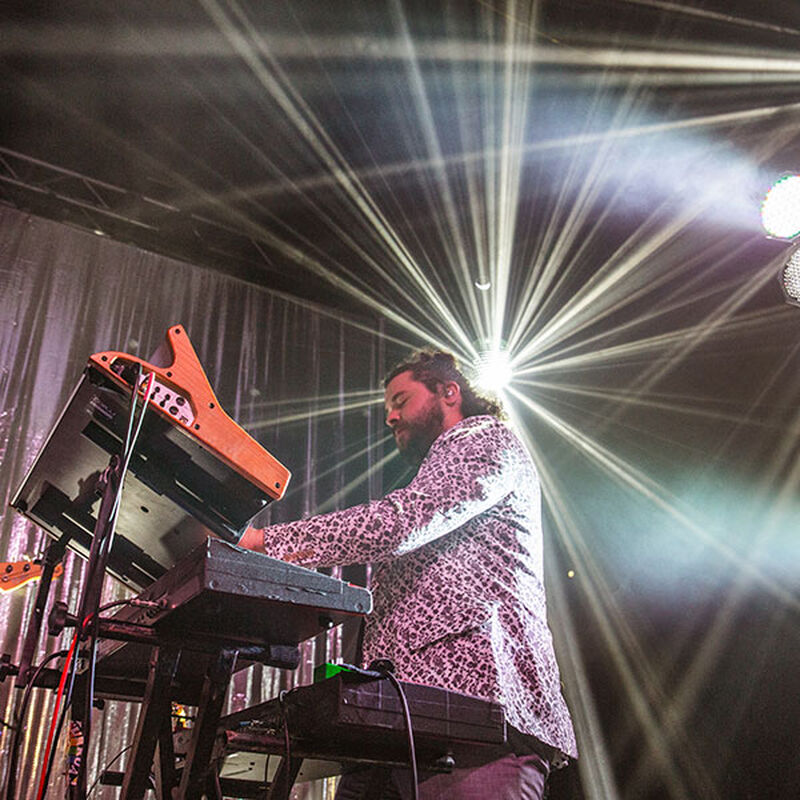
[239,350,577,799]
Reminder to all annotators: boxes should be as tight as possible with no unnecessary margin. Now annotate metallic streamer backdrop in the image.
[0,205,387,799]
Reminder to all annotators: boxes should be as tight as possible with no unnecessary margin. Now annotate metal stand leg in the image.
[72,457,124,799]
[154,709,179,800]
[179,648,238,800]
[120,645,182,800]
[266,757,303,800]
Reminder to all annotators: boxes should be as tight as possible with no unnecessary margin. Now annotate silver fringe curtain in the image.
[0,206,388,799]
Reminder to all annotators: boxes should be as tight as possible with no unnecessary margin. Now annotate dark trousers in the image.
[334,730,551,800]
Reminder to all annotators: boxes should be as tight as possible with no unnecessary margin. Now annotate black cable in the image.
[277,690,292,800]
[4,650,68,800]
[98,599,136,614]
[341,662,420,800]
[55,598,140,799]
[39,598,131,800]
[55,598,143,714]
[86,744,133,799]
[380,672,419,800]
[54,597,156,727]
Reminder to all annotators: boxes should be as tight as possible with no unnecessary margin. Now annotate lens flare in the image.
[474,349,513,391]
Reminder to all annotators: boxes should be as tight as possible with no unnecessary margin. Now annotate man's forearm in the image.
[235,420,520,566]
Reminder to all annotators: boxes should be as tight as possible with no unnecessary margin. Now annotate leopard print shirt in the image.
[261,415,578,759]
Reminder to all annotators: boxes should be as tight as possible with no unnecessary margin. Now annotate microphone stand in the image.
[70,454,125,800]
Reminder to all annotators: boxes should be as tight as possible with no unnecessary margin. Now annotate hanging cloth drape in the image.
[0,205,388,799]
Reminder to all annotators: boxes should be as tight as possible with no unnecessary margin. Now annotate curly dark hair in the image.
[384,349,505,419]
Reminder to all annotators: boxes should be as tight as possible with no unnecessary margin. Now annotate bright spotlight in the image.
[780,248,800,307]
[474,349,513,391]
[761,174,800,239]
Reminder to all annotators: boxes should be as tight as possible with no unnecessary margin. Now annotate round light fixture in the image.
[761,174,800,239]
[780,248,800,307]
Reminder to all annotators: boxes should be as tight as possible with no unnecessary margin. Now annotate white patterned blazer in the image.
[260,415,577,760]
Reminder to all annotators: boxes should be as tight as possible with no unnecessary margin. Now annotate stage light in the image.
[474,349,513,391]
[761,174,800,239]
[780,248,800,307]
